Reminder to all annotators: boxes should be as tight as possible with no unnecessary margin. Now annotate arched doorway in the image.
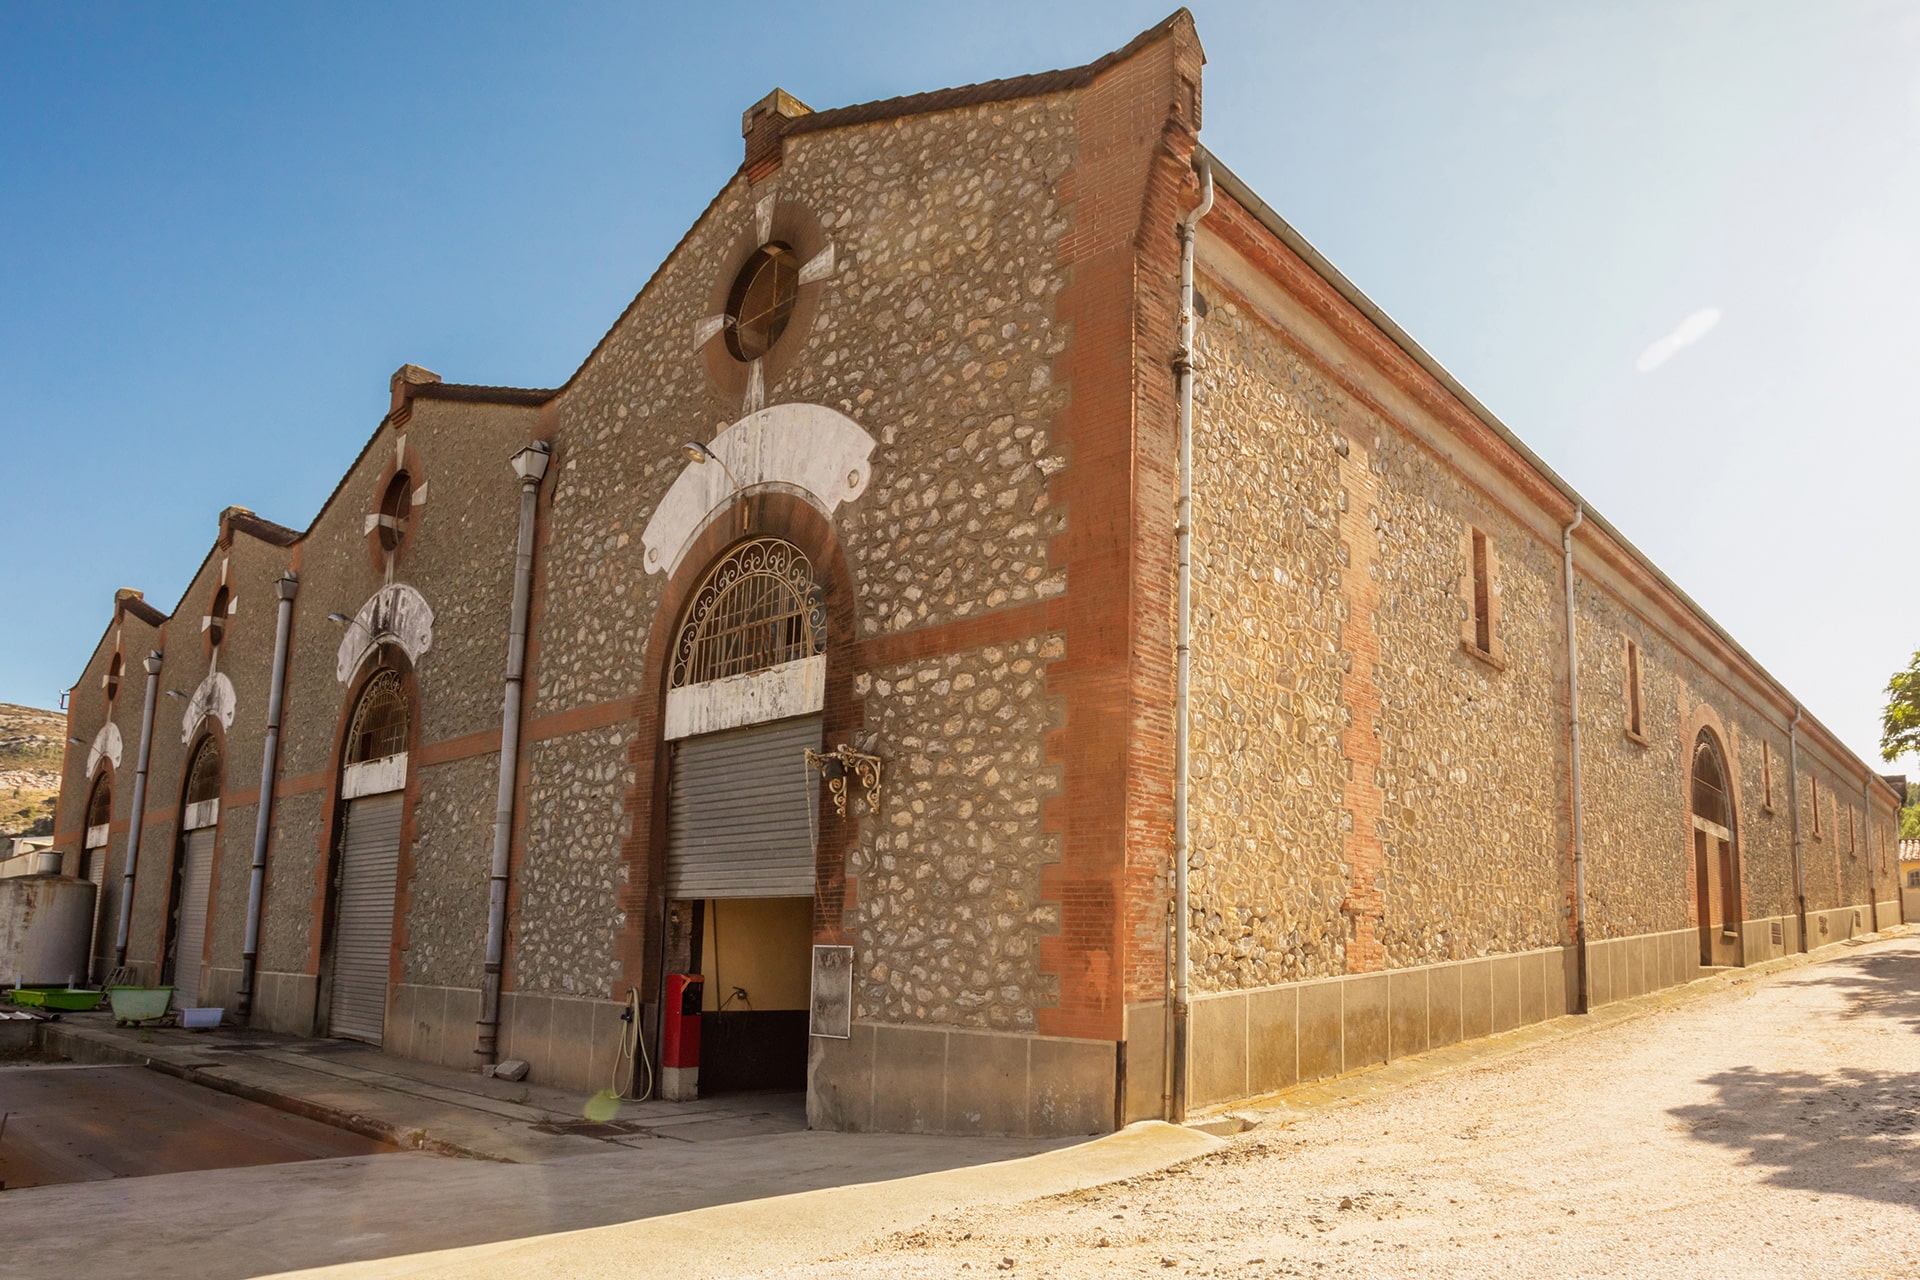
[661,536,826,1098]
[1691,731,1742,968]
[322,666,412,1045]
[167,735,223,1005]
[81,772,113,981]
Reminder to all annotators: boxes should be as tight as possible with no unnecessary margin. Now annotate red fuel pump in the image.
[661,973,703,1101]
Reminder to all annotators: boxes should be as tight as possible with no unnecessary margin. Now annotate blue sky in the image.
[3,1,1916,775]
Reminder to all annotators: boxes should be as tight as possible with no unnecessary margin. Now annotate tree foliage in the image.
[1881,650,1920,764]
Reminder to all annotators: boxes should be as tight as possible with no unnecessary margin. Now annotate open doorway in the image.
[690,897,812,1093]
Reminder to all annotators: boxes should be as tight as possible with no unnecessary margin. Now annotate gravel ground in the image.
[763,934,1920,1279]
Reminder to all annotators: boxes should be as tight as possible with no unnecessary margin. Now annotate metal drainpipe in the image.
[1561,507,1588,1012]
[238,572,297,1022]
[477,440,552,1065]
[1789,707,1806,951]
[1170,157,1212,1124]
[113,650,163,971]
[1864,775,1878,933]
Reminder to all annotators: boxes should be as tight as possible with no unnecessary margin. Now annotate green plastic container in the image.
[109,986,174,1023]
[37,989,105,1011]
[8,987,47,1007]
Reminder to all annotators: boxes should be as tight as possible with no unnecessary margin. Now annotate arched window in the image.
[105,651,123,704]
[1691,733,1729,828]
[377,473,413,552]
[184,737,223,805]
[345,668,410,764]
[671,538,824,688]
[208,586,230,649]
[86,775,112,830]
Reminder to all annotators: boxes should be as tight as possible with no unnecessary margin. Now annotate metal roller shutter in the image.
[329,791,403,1044]
[668,715,821,899]
[171,827,216,1007]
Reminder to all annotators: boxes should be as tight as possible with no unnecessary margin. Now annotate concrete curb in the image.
[33,1022,502,1163]
[262,1120,1227,1280]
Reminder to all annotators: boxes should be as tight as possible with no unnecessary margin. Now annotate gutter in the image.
[1789,708,1807,951]
[238,572,297,1021]
[1562,507,1588,1012]
[476,441,552,1065]
[1195,146,1900,808]
[113,651,163,971]
[1169,156,1213,1124]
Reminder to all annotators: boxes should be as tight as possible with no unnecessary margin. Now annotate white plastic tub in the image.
[179,1006,223,1030]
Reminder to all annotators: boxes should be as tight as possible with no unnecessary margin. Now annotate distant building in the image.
[52,11,1904,1134]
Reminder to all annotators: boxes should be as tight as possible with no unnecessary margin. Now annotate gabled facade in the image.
[53,11,1903,1134]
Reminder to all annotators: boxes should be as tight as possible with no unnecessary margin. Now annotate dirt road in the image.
[764,935,1920,1279]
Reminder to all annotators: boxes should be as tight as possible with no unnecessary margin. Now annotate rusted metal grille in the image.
[87,776,111,828]
[346,668,410,764]
[1691,735,1729,827]
[723,243,799,362]
[184,736,223,804]
[671,538,824,689]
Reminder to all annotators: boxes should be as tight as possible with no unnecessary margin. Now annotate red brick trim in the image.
[613,492,863,1003]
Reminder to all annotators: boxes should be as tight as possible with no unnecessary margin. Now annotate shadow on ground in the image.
[1798,944,1920,1036]
[1670,945,1920,1213]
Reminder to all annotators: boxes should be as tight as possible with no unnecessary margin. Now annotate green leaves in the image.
[1881,650,1920,763]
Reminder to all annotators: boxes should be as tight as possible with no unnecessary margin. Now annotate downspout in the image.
[1169,157,1212,1123]
[238,572,297,1022]
[1788,707,1806,951]
[1561,507,1588,1013]
[477,440,551,1065]
[113,651,163,971]
[1864,775,1878,933]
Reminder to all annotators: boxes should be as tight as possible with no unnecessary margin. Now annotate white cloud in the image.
[1635,307,1722,372]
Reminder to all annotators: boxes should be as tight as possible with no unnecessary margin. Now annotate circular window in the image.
[724,243,800,362]
[208,587,230,648]
[378,473,413,552]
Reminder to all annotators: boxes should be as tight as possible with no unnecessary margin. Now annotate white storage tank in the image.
[0,875,96,987]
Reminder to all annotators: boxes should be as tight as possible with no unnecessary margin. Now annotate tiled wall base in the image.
[808,1022,1115,1136]
[1127,944,1580,1119]
[493,990,631,1093]
[1584,928,1702,1005]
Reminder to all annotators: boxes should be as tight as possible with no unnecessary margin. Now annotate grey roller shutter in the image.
[668,714,820,899]
[171,828,216,1007]
[329,791,403,1044]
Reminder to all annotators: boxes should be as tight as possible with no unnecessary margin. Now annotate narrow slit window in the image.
[1847,805,1856,856]
[1810,776,1821,838]
[1471,529,1492,653]
[1761,741,1774,812]
[1625,640,1643,738]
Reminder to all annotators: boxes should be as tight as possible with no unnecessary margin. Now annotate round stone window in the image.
[724,242,799,362]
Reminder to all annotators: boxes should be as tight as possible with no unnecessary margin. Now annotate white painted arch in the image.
[641,403,876,579]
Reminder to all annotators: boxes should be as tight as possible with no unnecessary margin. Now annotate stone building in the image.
[51,12,1905,1134]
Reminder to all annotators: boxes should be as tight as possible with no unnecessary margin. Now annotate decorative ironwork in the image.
[671,538,825,689]
[346,668,410,764]
[804,744,881,819]
[183,736,223,805]
[1692,734,1729,828]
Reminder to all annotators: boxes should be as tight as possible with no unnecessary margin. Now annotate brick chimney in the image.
[742,88,812,183]
[389,364,441,416]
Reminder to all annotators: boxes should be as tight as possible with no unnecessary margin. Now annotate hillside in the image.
[1,703,65,840]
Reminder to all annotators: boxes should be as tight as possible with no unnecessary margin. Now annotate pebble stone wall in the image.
[528,96,1078,1009]
[1182,300,1350,986]
[511,724,636,997]
[1572,580,1693,939]
[849,636,1064,1030]
[402,754,498,990]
